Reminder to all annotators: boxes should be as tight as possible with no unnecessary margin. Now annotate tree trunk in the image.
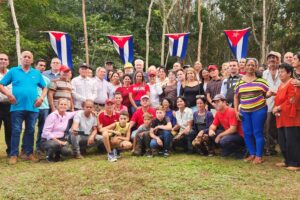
[8,0,21,64]
[197,0,202,62]
[82,0,89,65]
[145,0,155,69]
[261,0,266,64]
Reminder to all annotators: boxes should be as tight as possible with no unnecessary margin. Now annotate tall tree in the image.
[82,0,89,65]
[197,0,203,62]
[145,0,155,69]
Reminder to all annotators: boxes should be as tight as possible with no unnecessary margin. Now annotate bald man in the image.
[0,51,47,165]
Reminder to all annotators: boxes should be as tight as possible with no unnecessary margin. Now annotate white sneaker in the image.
[107,152,117,162]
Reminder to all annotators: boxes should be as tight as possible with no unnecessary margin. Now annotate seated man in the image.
[149,106,173,157]
[208,94,245,158]
[70,100,102,159]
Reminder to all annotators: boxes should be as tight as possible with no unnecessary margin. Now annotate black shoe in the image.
[163,150,169,157]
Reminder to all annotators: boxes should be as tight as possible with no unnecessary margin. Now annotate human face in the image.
[124,68,133,74]
[0,54,9,69]
[119,115,128,126]
[114,94,122,104]
[284,53,293,65]
[97,68,106,79]
[245,60,257,74]
[105,63,113,71]
[21,51,33,67]
[156,110,165,121]
[229,61,239,75]
[51,58,61,72]
[173,63,181,71]
[201,70,209,80]
[196,99,205,111]
[168,72,176,82]
[209,69,218,78]
[111,73,120,83]
[194,62,202,71]
[105,102,114,112]
[35,61,46,72]
[143,118,152,127]
[58,99,68,112]
[267,55,279,66]
[176,98,185,109]
[83,102,94,114]
[135,61,144,72]
[213,100,225,111]
[87,69,93,78]
[149,74,156,83]
[123,76,131,86]
[79,67,88,77]
[278,68,291,82]
[162,99,170,110]
[140,97,150,107]
[186,70,195,81]
[221,63,229,77]
[177,71,185,82]
[117,69,124,78]
[159,68,166,79]
[135,72,143,83]
[239,59,246,71]
[292,55,300,68]
[60,71,70,80]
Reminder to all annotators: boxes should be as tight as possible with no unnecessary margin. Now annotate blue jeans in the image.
[36,109,49,152]
[219,134,245,157]
[131,100,141,113]
[150,130,172,151]
[10,111,39,156]
[241,106,267,157]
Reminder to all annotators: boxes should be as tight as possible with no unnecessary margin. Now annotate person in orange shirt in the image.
[272,63,300,171]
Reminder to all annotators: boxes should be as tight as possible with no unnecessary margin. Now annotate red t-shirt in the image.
[131,107,156,128]
[129,83,150,101]
[116,86,131,108]
[98,111,120,127]
[212,107,243,137]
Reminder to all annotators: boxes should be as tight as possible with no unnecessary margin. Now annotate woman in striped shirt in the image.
[234,58,274,164]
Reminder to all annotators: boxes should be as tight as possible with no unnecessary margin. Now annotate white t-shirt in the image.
[73,110,97,135]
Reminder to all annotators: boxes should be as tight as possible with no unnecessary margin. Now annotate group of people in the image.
[0,50,299,171]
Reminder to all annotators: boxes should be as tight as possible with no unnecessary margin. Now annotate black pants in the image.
[278,127,300,167]
[264,112,278,153]
[41,138,72,158]
[0,103,11,155]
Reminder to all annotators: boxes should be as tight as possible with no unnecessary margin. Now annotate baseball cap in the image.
[105,99,115,104]
[148,71,156,76]
[105,61,114,65]
[212,94,226,102]
[79,63,89,68]
[267,51,281,59]
[208,65,218,71]
[59,65,71,72]
[141,95,150,100]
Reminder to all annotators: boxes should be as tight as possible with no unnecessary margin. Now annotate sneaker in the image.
[113,149,121,159]
[27,154,40,163]
[8,156,17,165]
[74,153,84,159]
[163,150,169,158]
[107,152,117,162]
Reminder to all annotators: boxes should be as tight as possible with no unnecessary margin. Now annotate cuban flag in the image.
[107,35,134,64]
[224,28,251,61]
[48,31,73,68]
[165,33,190,60]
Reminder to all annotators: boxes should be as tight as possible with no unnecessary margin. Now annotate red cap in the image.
[105,99,115,104]
[60,65,71,72]
[208,65,218,71]
[148,71,156,76]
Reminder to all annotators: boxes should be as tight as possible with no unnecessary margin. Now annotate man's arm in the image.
[0,84,16,104]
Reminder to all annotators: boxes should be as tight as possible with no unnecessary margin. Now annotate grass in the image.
[0,129,299,200]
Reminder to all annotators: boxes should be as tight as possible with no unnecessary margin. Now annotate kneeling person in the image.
[102,111,132,162]
[70,100,102,159]
[150,106,173,157]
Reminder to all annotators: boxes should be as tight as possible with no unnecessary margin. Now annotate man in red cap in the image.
[48,65,74,112]
[206,65,223,110]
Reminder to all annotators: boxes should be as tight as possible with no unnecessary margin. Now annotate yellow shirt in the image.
[114,122,130,137]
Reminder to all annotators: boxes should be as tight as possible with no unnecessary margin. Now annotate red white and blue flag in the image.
[165,33,190,60]
[224,28,251,61]
[108,35,134,64]
[48,31,73,68]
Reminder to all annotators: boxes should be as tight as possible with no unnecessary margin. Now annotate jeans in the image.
[131,100,141,114]
[0,103,11,155]
[150,130,173,151]
[36,109,49,152]
[10,110,39,156]
[219,134,245,157]
[70,134,103,154]
[241,106,267,157]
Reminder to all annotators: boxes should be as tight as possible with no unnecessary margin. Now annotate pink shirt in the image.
[42,110,76,140]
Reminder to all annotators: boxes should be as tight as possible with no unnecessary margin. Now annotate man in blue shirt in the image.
[0,51,47,165]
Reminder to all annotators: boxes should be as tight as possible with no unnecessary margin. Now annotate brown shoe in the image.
[252,157,264,165]
[8,156,18,165]
[244,155,255,162]
[19,150,27,160]
[74,153,84,159]
[286,166,300,171]
[275,162,287,167]
[27,154,40,163]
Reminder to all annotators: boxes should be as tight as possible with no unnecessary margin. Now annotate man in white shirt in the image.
[0,53,12,156]
[263,51,281,156]
[94,67,112,112]
[71,63,96,110]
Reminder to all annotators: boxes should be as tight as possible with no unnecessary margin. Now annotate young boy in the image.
[101,111,132,162]
[114,92,128,114]
[132,112,152,157]
[149,106,173,157]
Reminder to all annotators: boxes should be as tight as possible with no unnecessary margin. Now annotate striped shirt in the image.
[49,79,73,110]
[234,78,269,112]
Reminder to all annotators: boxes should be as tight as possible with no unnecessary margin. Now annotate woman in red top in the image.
[129,71,150,113]
[116,74,132,110]
[273,63,300,171]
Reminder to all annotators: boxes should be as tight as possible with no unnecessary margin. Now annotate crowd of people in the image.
[0,50,299,171]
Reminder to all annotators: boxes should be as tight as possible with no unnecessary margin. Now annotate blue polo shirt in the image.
[0,66,46,112]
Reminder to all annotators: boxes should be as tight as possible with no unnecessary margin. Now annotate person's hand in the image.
[236,111,242,121]
[87,136,94,145]
[156,138,163,146]
[291,79,300,87]
[208,129,216,137]
[34,97,44,107]
[266,90,276,97]
[60,141,68,146]
[7,94,16,104]
[197,130,204,138]
[72,129,78,136]
[215,135,221,143]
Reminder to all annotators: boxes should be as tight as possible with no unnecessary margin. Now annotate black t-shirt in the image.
[181,84,201,107]
[151,117,170,135]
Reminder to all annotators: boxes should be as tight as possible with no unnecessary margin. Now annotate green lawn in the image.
[0,129,299,200]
